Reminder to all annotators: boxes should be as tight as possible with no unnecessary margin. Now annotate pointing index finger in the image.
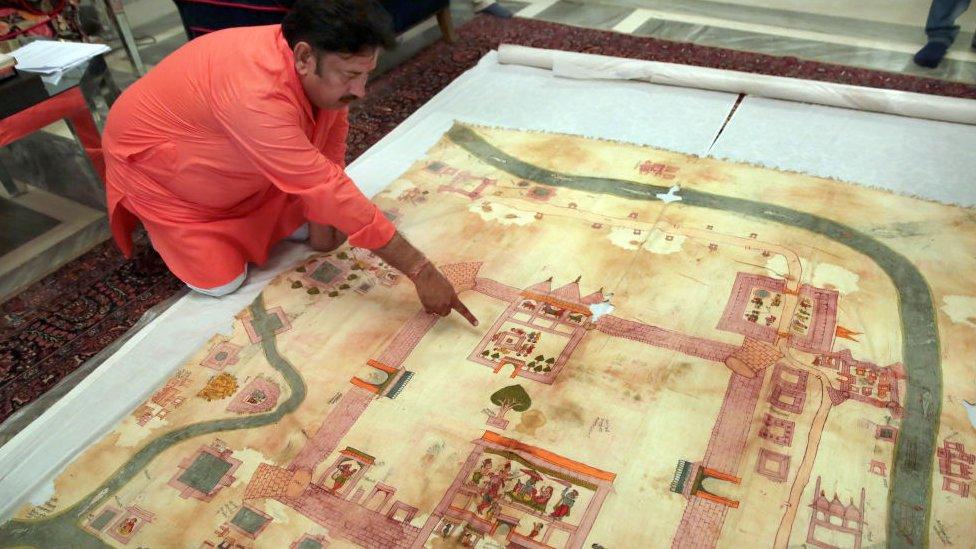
[451,296,479,327]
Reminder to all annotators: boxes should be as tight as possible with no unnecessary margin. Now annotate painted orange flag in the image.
[835,325,862,341]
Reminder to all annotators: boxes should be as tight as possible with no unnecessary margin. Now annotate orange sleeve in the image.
[213,94,394,249]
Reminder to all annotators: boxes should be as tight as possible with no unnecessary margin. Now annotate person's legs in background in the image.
[914,0,973,67]
[472,0,512,18]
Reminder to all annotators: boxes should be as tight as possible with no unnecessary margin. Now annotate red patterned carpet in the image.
[2,14,974,425]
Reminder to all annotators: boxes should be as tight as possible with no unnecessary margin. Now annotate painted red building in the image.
[417,431,615,548]
[806,476,866,549]
[817,349,904,416]
[717,272,838,354]
[469,277,604,384]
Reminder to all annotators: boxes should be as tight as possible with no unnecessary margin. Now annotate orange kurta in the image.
[103,25,395,288]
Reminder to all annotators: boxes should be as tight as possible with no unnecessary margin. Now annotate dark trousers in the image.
[925,0,973,45]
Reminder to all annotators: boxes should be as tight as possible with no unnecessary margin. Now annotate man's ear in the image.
[294,41,315,76]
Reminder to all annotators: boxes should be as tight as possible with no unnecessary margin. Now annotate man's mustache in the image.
[339,95,359,104]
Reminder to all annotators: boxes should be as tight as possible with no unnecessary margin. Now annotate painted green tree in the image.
[490,385,532,421]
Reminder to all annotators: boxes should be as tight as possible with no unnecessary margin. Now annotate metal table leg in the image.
[0,158,26,198]
[64,118,103,185]
[104,0,146,75]
[79,56,120,131]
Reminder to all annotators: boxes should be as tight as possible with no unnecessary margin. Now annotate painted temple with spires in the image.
[806,476,866,549]
[469,275,606,385]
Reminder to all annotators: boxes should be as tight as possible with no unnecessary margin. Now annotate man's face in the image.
[294,42,378,110]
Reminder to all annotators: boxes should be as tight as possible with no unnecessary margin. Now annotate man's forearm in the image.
[372,231,429,279]
[369,231,478,325]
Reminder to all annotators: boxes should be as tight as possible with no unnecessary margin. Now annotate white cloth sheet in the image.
[349,51,742,194]
[708,96,976,207]
[497,44,976,126]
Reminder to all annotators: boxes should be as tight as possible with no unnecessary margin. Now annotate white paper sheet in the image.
[10,41,111,85]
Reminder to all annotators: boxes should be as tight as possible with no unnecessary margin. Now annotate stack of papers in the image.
[10,41,111,85]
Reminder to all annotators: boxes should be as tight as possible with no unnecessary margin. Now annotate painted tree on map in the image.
[490,385,533,423]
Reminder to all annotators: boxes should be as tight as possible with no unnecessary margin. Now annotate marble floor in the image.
[0,119,110,302]
[3,0,973,304]
[109,0,976,83]
[0,185,107,303]
[514,0,976,84]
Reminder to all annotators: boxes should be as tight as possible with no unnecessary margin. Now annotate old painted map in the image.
[2,123,975,548]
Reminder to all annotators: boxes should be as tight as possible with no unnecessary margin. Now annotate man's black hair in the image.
[282,0,396,54]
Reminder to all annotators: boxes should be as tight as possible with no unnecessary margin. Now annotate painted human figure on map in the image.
[329,460,359,491]
[533,485,554,506]
[460,528,479,547]
[515,469,540,496]
[486,497,503,519]
[397,186,428,205]
[117,517,137,536]
[511,469,553,510]
[476,462,513,514]
[471,458,493,486]
[529,522,544,539]
[550,486,578,520]
[245,389,267,405]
